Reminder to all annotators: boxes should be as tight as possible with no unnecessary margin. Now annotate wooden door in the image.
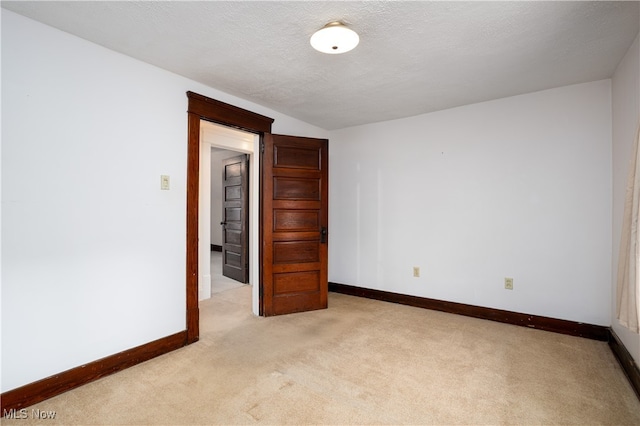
[262,134,329,316]
[222,154,249,283]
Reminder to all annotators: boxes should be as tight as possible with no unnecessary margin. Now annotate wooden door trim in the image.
[187,92,274,133]
[186,92,273,343]
[186,112,200,343]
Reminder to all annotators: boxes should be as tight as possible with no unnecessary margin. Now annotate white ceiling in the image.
[3,1,638,130]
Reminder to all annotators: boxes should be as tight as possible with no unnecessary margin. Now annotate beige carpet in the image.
[3,286,640,425]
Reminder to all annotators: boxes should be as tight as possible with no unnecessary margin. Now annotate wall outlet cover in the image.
[505,277,514,290]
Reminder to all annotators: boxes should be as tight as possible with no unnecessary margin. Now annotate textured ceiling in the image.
[3,1,639,130]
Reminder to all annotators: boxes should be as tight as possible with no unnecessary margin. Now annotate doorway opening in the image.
[186,91,274,343]
[198,121,260,315]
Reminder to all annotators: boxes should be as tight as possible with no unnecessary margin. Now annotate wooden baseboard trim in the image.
[1,331,187,414]
[608,329,640,399]
[329,282,609,341]
[211,244,222,252]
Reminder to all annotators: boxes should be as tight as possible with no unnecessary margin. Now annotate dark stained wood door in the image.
[262,134,328,316]
[222,154,249,283]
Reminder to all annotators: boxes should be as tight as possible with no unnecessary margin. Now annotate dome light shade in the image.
[310,22,359,54]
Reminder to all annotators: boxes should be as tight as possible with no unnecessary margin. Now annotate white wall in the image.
[210,148,246,246]
[329,80,613,325]
[1,10,327,392]
[612,34,640,364]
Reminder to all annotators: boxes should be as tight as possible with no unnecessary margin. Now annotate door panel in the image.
[273,241,319,263]
[273,145,321,169]
[273,210,320,232]
[262,134,328,316]
[274,271,320,294]
[273,177,321,200]
[222,155,249,283]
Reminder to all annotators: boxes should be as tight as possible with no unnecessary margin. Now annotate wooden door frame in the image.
[186,92,274,343]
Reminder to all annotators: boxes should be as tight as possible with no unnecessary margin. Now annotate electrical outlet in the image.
[413,267,420,278]
[505,277,514,290]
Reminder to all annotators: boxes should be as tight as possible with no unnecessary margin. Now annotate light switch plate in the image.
[161,175,170,190]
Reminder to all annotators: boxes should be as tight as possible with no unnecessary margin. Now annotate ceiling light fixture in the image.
[310,22,359,54]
